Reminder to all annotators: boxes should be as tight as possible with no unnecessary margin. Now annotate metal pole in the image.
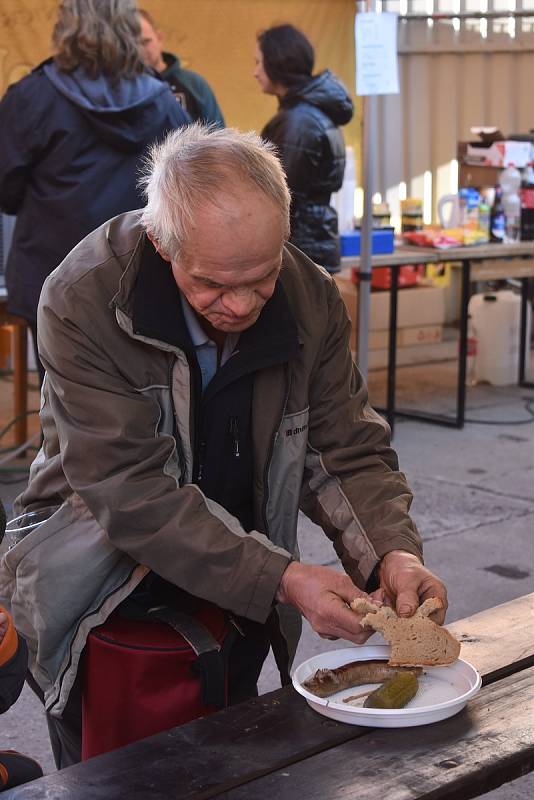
[356,0,377,379]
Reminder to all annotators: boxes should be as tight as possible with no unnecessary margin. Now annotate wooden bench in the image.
[5,593,534,799]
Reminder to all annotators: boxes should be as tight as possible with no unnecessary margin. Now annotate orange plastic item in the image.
[351,264,425,290]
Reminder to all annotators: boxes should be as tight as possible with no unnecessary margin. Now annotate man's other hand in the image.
[379,550,448,624]
[276,562,380,644]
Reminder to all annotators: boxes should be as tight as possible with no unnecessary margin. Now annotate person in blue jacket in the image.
[138,8,225,127]
[0,0,189,384]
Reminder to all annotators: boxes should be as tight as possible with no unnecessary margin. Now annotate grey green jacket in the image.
[160,52,224,127]
[0,211,422,716]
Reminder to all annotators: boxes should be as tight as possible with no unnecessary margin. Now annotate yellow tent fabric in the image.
[0,0,359,152]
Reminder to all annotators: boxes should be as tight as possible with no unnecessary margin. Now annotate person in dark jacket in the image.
[0,501,42,791]
[138,8,225,127]
[0,0,189,384]
[254,24,353,272]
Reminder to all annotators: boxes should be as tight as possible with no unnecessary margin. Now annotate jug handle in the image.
[437,194,454,228]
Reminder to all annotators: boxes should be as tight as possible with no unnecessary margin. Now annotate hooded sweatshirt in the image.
[261,69,354,270]
[0,58,189,322]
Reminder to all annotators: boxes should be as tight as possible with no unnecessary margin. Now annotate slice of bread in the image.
[350,597,461,666]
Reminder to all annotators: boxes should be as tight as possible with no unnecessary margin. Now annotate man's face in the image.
[139,16,164,71]
[170,187,285,333]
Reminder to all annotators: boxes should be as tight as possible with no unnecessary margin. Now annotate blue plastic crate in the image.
[340,227,395,257]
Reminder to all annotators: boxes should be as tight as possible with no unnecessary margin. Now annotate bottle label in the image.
[491,214,505,240]
[521,188,534,209]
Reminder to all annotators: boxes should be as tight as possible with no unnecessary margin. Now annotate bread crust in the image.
[350,598,461,666]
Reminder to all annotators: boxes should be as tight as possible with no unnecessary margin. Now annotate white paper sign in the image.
[355,12,399,96]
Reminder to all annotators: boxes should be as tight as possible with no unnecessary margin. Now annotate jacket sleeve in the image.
[0,608,27,713]
[195,81,225,127]
[299,278,423,590]
[0,76,49,215]
[181,71,225,127]
[37,280,290,624]
[199,91,225,128]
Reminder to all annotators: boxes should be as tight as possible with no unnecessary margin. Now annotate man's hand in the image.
[276,561,380,644]
[379,550,448,624]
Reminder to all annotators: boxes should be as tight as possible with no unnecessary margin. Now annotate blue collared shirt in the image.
[180,295,239,392]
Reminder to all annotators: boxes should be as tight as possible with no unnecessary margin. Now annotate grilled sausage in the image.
[303,659,422,698]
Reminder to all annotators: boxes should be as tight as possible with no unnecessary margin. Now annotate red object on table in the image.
[351,264,425,290]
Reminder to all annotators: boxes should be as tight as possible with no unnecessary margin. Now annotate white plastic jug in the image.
[437,194,461,229]
[468,290,530,386]
[332,146,356,233]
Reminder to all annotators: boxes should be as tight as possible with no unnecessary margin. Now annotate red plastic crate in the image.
[351,264,425,290]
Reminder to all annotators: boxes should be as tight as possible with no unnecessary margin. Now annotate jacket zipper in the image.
[197,440,206,481]
[48,564,144,714]
[169,358,187,487]
[229,416,240,459]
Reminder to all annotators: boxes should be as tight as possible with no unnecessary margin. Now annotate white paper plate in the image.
[292,644,481,727]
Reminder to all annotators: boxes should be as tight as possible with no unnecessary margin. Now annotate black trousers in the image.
[28,617,272,770]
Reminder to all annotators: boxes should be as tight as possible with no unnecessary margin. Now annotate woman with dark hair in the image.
[0,0,189,384]
[254,24,353,273]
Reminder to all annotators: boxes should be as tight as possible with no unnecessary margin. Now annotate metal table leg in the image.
[455,259,470,427]
[519,277,534,388]
[386,264,399,435]
[379,259,470,429]
[373,265,399,436]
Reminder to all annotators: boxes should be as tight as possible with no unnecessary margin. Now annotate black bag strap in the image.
[144,605,229,709]
[146,605,221,655]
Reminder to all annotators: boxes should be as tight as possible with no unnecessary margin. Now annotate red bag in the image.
[81,603,229,759]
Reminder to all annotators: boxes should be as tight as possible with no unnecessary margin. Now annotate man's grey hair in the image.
[139,123,291,261]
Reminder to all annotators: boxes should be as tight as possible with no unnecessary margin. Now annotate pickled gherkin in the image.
[363,670,419,709]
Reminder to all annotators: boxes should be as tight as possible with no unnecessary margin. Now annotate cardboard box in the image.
[459,163,500,190]
[334,274,446,352]
[460,140,531,168]
[369,337,456,370]
[368,325,443,350]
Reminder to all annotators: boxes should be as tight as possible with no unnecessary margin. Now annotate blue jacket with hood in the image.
[0,59,189,323]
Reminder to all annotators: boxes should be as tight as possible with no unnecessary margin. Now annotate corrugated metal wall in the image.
[374,0,534,226]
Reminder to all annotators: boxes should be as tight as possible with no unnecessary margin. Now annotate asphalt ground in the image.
[1,362,533,797]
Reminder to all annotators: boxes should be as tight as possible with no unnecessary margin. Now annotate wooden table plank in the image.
[342,247,438,268]
[6,593,534,799]
[342,241,534,270]
[433,241,534,262]
[216,666,534,800]
[465,258,534,281]
[447,592,534,684]
[3,688,368,800]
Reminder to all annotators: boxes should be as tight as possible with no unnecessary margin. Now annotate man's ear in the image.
[146,232,171,263]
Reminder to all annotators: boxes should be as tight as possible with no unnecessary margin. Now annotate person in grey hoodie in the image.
[0,0,189,384]
[254,24,353,273]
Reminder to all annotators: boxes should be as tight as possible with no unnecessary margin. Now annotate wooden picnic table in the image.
[5,592,534,799]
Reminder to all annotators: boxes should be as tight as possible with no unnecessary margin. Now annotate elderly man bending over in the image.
[0,124,447,767]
